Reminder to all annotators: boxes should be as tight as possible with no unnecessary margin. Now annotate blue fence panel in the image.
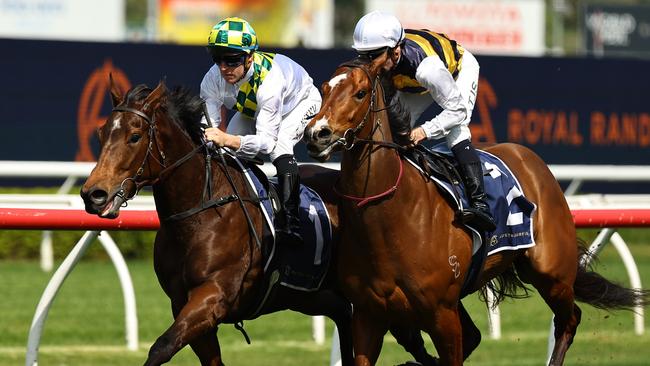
[1,38,648,167]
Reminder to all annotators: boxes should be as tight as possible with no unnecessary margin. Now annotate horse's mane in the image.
[339,57,412,146]
[124,84,205,145]
[382,80,412,146]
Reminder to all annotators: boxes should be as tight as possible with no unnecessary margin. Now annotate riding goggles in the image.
[212,53,248,67]
[358,47,388,61]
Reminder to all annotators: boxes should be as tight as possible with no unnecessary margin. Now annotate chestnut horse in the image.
[304,54,649,366]
[80,79,435,366]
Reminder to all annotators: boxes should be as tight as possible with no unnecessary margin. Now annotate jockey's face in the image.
[216,52,253,84]
[357,45,401,72]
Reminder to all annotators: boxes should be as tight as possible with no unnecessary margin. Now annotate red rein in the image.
[336,153,404,207]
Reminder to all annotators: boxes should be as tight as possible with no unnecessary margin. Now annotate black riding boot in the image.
[273,155,303,246]
[452,141,496,232]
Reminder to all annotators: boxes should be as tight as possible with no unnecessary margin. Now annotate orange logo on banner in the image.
[472,77,497,145]
[75,60,131,162]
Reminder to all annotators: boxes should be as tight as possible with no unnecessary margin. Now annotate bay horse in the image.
[304,53,649,366]
[80,78,435,366]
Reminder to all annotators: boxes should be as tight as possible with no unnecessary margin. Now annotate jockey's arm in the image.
[414,55,467,139]
[199,67,225,128]
[217,80,283,159]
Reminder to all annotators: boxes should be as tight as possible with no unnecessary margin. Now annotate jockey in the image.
[352,11,496,232]
[202,17,322,245]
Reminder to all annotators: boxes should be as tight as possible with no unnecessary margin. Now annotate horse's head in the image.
[80,77,171,218]
[304,54,393,162]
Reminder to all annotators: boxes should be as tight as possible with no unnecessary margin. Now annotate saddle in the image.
[404,144,465,210]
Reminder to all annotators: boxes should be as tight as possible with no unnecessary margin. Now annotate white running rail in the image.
[2,160,650,366]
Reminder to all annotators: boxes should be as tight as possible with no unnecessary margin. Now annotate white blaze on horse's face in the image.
[111,117,121,132]
[328,73,348,89]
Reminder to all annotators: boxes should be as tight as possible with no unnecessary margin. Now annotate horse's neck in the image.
[340,109,400,196]
[152,126,241,220]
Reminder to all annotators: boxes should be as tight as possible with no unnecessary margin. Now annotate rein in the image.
[110,105,250,223]
[335,155,404,207]
[333,62,406,207]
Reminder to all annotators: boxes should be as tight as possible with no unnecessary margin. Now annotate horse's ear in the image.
[109,73,123,107]
[320,80,331,96]
[143,79,167,113]
[368,52,390,78]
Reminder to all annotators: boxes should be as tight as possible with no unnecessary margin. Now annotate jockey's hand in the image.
[205,127,229,147]
[410,127,427,145]
[204,127,241,150]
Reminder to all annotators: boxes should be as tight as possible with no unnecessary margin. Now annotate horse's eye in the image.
[355,90,367,99]
[129,133,141,143]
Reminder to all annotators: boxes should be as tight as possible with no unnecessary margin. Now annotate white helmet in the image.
[352,11,405,52]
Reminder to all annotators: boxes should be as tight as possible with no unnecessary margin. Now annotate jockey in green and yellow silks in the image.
[202,17,322,246]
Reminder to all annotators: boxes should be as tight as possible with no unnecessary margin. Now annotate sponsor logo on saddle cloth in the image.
[405,143,537,257]
[230,154,333,292]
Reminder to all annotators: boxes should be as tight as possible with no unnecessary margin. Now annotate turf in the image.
[1,238,649,365]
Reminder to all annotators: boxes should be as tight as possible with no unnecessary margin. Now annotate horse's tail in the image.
[574,241,650,310]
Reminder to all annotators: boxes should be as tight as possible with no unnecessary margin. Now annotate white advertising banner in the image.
[0,0,125,41]
[366,0,545,56]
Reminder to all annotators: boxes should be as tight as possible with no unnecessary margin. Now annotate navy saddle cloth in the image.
[233,158,334,295]
[406,142,537,256]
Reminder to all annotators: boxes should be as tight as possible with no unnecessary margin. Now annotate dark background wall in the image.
[1,38,648,169]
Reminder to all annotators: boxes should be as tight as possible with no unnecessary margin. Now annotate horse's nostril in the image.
[89,189,108,205]
[317,128,332,141]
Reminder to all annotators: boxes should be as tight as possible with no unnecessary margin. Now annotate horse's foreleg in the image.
[325,300,354,366]
[427,306,463,366]
[189,329,224,366]
[144,282,226,366]
[352,311,387,366]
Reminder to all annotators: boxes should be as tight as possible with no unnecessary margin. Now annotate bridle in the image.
[109,105,235,221]
[111,105,169,202]
[329,62,406,207]
[336,62,405,152]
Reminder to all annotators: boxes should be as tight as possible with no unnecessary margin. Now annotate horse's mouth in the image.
[89,193,127,219]
[99,194,128,218]
[307,139,342,162]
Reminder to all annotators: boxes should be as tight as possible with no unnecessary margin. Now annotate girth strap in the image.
[162,194,241,222]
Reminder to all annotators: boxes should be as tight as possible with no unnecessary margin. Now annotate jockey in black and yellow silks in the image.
[352,11,496,232]
[392,29,464,94]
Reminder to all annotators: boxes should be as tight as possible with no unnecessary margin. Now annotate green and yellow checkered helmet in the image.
[207,17,258,53]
